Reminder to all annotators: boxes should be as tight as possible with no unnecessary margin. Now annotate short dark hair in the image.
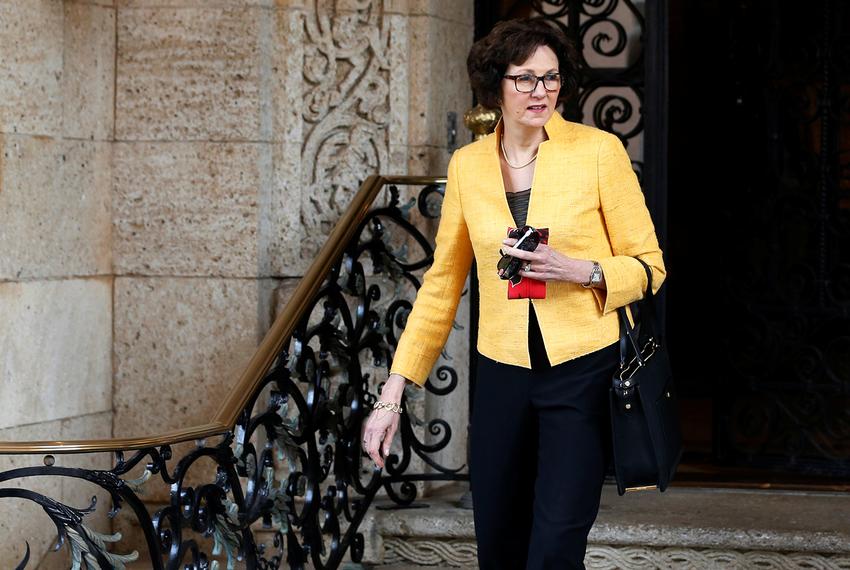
[467,18,581,110]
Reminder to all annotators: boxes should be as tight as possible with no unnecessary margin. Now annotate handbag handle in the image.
[617,257,660,369]
[632,257,660,344]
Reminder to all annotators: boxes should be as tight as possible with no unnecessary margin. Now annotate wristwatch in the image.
[581,261,602,288]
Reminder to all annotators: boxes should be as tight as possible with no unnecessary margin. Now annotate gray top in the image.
[506,188,531,228]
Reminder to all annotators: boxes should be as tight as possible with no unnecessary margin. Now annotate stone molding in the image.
[381,538,850,569]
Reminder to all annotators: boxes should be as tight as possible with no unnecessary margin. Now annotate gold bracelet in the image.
[373,400,403,414]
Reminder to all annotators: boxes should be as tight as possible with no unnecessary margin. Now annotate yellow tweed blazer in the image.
[390,110,667,388]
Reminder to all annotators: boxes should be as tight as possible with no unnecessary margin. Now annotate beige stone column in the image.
[0,1,115,567]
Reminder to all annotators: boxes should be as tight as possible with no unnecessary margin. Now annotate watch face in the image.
[591,265,602,282]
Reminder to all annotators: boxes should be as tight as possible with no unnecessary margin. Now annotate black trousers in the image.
[470,302,619,570]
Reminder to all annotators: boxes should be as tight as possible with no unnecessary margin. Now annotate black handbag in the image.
[608,257,683,495]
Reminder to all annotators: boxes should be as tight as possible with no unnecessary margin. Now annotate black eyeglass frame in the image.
[502,73,562,93]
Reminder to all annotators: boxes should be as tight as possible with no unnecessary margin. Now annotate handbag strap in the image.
[617,257,659,368]
[618,307,639,368]
[634,258,659,342]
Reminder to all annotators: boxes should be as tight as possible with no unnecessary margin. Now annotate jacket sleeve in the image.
[590,131,667,316]
[389,150,475,388]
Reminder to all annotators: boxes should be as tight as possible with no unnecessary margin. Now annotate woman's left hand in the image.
[499,237,593,284]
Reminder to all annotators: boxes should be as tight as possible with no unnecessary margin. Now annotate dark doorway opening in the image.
[473,0,850,490]
[668,0,850,490]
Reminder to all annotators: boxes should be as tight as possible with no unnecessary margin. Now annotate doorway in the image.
[667,0,850,488]
[473,0,850,490]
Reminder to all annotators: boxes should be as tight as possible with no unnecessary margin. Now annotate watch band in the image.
[581,261,601,288]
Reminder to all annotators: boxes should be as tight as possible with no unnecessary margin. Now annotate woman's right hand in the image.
[361,373,408,469]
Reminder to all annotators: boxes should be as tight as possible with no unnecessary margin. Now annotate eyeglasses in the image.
[503,73,562,93]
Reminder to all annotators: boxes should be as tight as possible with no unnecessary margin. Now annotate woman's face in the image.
[500,44,561,131]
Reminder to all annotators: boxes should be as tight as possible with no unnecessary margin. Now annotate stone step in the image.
[370,478,850,553]
[361,481,850,568]
[122,481,850,568]
[367,481,850,551]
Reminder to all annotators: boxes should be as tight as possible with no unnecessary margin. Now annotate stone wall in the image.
[1,0,474,565]
[0,0,115,567]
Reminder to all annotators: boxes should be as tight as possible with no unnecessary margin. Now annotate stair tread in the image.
[366,482,850,553]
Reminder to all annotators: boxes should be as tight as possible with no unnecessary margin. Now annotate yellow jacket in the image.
[390,110,667,388]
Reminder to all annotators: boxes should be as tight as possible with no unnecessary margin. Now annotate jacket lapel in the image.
[491,111,571,229]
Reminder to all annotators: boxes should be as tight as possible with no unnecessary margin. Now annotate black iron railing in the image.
[0,175,469,569]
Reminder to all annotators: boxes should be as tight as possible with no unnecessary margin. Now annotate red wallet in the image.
[506,226,549,299]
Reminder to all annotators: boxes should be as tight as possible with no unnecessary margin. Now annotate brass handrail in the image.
[0,175,446,455]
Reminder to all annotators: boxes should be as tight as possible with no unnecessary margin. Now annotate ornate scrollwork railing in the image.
[0,175,469,569]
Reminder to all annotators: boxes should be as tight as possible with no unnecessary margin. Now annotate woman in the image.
[362,18,666,570]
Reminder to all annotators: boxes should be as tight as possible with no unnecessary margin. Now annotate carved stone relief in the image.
[299,0,408,264]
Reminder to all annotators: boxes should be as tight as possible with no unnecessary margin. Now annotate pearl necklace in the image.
[500,135,538,169]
